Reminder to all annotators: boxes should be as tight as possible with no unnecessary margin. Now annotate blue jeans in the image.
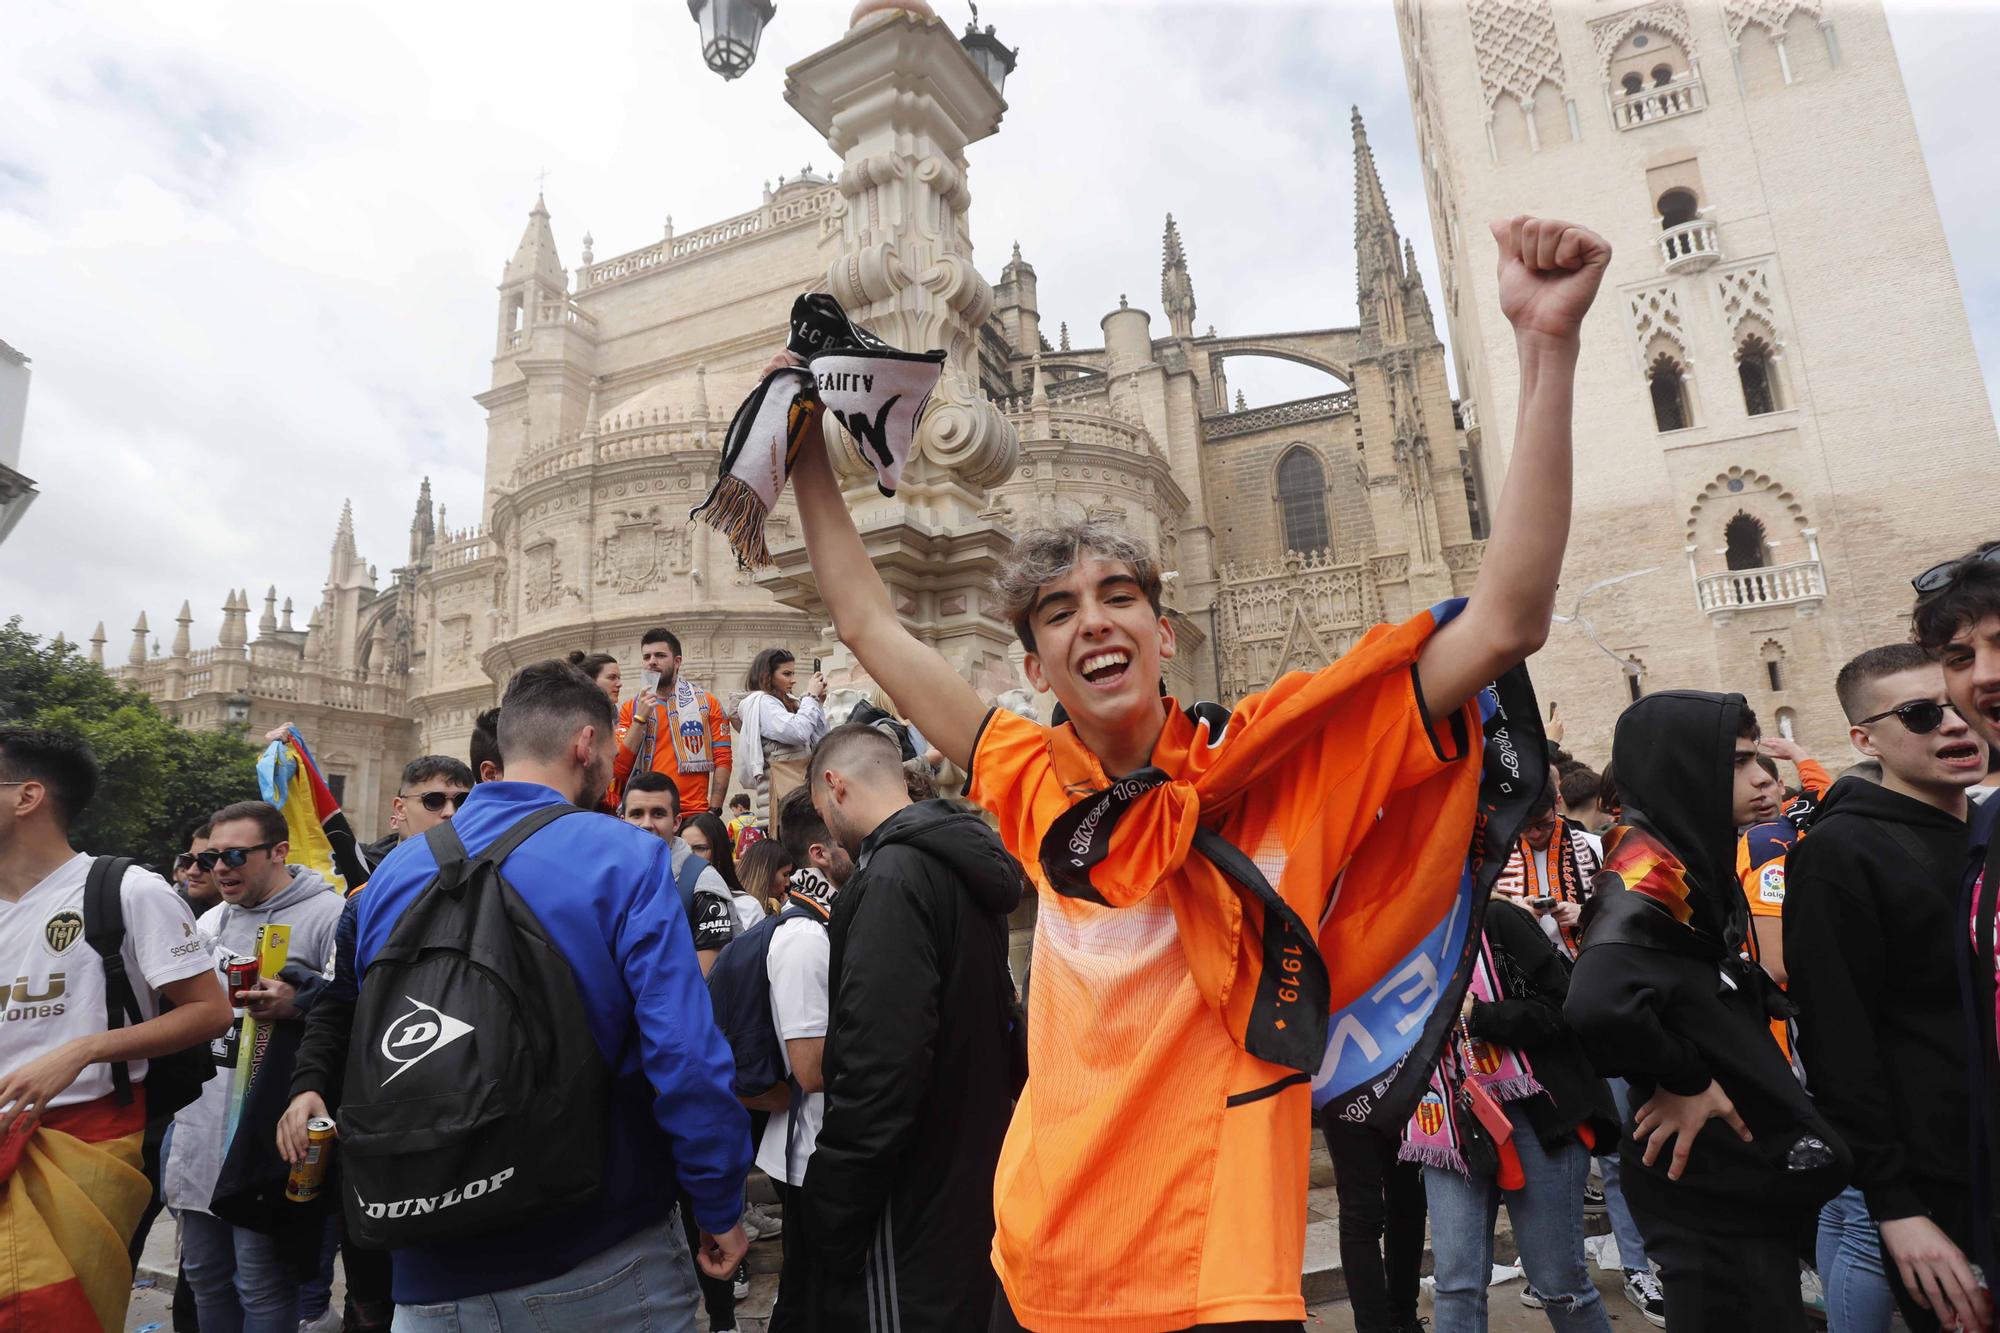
[1817,1186,1894,1333]
[392,1214,703,1332]
[1598,1077,1650,1271]
[1424,1103,1613,1333]
[179,1209,304,1333]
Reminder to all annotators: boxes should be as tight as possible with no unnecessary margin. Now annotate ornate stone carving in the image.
[1626,283,1689,359]
[1466,0,1568,108]
[1589,1,1697,67]
[521,542,570,613]
[440,616,473,671]
[1714,263,1782,338]
[1723,0,1822,42]
[593,506,666,594]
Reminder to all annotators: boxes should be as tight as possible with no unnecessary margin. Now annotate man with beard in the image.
[1567,694,1849,1331]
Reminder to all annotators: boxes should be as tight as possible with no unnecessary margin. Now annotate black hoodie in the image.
[1784,775,1972,1235]
[1566,691,1849,1233]
[808,798,1024,1331]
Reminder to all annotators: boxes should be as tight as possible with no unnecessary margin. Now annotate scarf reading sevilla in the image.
[694,293,946,567]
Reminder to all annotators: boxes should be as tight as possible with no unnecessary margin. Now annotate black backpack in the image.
[83,856,216,1121]
[705,892,829,1099]
[337,804,612,1249]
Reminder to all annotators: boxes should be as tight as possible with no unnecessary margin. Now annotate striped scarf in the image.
[1400,931,1543,1175]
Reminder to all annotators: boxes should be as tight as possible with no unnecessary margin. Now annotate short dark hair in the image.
[728,792,751,812]
[497,661,618,764]
[1913,542,2000,655]
[0,727,99,826]
[402,754,476,790]
[470,707,502,780]
[807,723,906,794]
[991,520,1165,653]
[624,770,680,811]
[1736,706,1762,743]
[1557,765,1601,810]
[185,819,214,845]
[1835,642,1938,723]
[1596,762,1620,817]
[566,650,618,682]
[209,800,288,846]
[640,628,683,656]
[746,647,796,696]
[779,787,833,865]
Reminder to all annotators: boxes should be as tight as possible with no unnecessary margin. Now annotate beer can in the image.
[286,1117,337,1202]
[225,955,260,998]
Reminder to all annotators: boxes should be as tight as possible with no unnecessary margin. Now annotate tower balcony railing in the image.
[1696,560,1826,616]
[1613,71,1706,129]
[1659,218,1721,274]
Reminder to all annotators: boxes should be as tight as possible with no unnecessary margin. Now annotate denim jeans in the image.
[1423,1103,1613,1333]
[392,1214,703,1332]
[1816,1186,1894,1333]
[1597,1077,1650,1271]
[179,1209,305,1333]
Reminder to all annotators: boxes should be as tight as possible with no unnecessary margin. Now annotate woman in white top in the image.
[735,648,829,839]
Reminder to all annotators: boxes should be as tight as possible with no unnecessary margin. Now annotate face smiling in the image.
[1019,554,1175,773]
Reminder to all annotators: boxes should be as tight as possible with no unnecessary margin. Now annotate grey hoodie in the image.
[165,865,343,1217]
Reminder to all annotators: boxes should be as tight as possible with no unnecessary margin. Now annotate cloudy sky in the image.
[2,0,1994,656]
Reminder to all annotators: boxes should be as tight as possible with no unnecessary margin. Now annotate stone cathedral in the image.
[105,98,1482,838]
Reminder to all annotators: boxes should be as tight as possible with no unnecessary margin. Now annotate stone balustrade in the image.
[999,405,1160,458]
[1613,71,1705,128]
[1205,391,1358,440]
[432,528,491,571]
[1696,559,1826,614]
[579,187,835,291]
[1659,218,1721,274]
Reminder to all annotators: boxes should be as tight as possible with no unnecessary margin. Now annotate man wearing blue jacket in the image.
[347,659,751,1327]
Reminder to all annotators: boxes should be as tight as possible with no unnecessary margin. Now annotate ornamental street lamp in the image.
[688,0,775,80]
[224,690,253,729]
[959,3,1017,96]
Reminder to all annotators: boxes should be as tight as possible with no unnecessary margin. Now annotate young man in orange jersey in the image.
[778,216,1607,1332]
[613,628,731,816]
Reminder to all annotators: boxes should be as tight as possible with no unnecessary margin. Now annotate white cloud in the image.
[1,0,1992,655]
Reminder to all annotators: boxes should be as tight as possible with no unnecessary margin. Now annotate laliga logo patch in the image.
[43,910,84,956]
[380,997,474,1085]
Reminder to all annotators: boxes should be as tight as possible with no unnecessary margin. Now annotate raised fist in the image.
[1489,217,1611,345]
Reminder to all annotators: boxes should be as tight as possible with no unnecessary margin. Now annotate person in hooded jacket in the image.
[1566,693,1850,1333]
[804,722,1023,1332]
[1786,644,1992,1333]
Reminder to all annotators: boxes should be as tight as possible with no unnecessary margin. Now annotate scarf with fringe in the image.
[694,293,945,567]
[1399,931,1544,1173]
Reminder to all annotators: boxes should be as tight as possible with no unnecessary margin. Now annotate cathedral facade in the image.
[1397,0,1998,759]
[107,109,1481,838]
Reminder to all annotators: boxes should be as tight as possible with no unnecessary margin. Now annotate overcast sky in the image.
[2,0,1994,655]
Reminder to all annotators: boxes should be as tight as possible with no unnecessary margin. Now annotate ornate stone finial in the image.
[580,231,594,266]
[129,612,150,666]
[90,621,106,665]
[849,0,937,29]
[1161,213,1196,338]
[172,601,193,658]
[1234,389,1248,411]
[1119,293,1129,309]
[1011,239,1022,264]
[51,631,66,651]
[1059,320,1070,351]
[260,586,278,636]
[281,598,295,633]
[694,363,711,419]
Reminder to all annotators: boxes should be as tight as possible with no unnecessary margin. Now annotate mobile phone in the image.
[1532,895,1558,910]
[812,657,822,674]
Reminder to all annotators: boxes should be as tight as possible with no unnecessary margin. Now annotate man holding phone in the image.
[613,626,732,816]
[1495,763,1598,956]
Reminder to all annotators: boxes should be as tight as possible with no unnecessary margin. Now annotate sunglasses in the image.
[402,790,469,814]
[1913,544,2000,594]
[1856,699,1964,735]
[174,852,199,872]
[195,843,276,871]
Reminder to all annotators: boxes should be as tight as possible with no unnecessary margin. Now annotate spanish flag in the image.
[0,1092,150,1332]
[257,726,369,896]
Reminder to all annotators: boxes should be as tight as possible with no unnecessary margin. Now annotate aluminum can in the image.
[286,1118,337,1202]
[225,955,260,998]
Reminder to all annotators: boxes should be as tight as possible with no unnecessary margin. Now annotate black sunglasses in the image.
[1856,699,1964,735]
[402,790,468,814]
[195,843,276,871]
[173,852,198,872]
[1913,543,2000,594]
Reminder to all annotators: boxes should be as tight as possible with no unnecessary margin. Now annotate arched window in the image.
[1276,447,1331,555]
[1738,336,1779,415]
[1762,640,1787,692]
[1648,353,1691,432]
[1658,188,1699,229]
[1622,72,1644,94]
[1726,512,1769,570]
[1651,63,1675,86]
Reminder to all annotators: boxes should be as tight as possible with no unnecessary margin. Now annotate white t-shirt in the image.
[728,892,767,937]
[0,853,213,1109]
[755,914,829,1187]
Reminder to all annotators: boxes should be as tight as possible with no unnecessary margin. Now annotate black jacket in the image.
[1469,901,1618,1153]
[808,799,1022,1331]
[1785,777,1972,1235]
[290,892,361,1107]
[1566,691,1848,1233]
[1961,795,2000,1271]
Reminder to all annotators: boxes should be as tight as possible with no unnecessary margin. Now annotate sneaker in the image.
[743,1200,784,1241]
[732,1259,751,1301]
[1520,1286,1545,1309]
[298,1310,341,1333]
[1582,1181,1607,1212]
[1624,1267,1667,1327]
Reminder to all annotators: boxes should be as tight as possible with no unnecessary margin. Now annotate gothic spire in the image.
[1353,107,1402,287]
[409,477,435,563]
[504,192,567,290]
[1161,213,1196,339]
[89,622,106,666]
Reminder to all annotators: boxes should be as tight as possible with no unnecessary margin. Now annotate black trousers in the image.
[1322,1117,1425,1333]
[676,1183,737,1326]
[339,1207,395,1331]
[1637,1210,1806,1333]
[770,1179,821,1333]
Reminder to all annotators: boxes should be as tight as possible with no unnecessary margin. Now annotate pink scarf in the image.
[1399,932,1543,1173]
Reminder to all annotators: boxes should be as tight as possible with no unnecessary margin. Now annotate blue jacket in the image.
[354,781,751,1302]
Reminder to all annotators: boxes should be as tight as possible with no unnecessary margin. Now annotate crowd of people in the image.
[0,212,1994,1333]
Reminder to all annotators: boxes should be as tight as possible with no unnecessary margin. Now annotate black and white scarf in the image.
[693,293,945,567]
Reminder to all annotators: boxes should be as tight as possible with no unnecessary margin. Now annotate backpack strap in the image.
[81,856,142,1105]
[423,803,581,889]
[674,853,708,921]
[1878,820,1943,881]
